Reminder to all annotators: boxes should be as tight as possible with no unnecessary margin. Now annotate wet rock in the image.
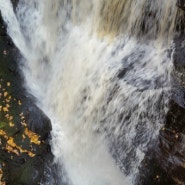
[159,35,185,181]
[137,10,185,185]
[23,105,52,140]
[142,34,185,184]
[166,100,185,133]
[177,0,185,11]
[173,40,185,71]
[0,7,58,185]
[137,154,173,185]
[157,129,185,184]
[3,156,44,185]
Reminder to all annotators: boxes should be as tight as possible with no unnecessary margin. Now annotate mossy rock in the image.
[0,7,57,185]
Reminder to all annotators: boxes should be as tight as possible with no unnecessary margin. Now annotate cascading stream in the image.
[0,0,178,184]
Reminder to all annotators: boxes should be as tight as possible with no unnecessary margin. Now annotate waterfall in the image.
[0,0,177,184]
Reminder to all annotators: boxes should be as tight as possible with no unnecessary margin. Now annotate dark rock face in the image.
[137,4,185,185]
[177,0,185,11]
[0,6,59,185]
[158,129,185,182]
[157,33,185,184]
[23,106,52,140]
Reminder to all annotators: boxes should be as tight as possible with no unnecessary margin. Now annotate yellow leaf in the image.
[0,130,7,139]
[5,114,9,118]
[6,145,19,155]
[18,100,22,106]
[3,107,8,112]
[24,128,41,145]
[19,112,23,116]
[21,116,25,120]
[21,121,27,127]
[9,122,14,127]
[4,92,8,98]
[9,116,13,121]
[6,104,10,108]
[5,99,10,103]
[22,134,26,140]
[7,82,10,87]
[0,130,35,157]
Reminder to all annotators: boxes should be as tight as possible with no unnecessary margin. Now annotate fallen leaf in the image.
[6,82,10,87]
[3,92,8,98]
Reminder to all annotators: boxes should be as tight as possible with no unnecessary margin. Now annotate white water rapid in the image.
[0,0,177,185]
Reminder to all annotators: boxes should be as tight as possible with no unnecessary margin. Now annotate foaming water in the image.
[0,0,177,184]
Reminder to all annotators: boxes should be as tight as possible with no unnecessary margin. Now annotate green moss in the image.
[0,122,6,129]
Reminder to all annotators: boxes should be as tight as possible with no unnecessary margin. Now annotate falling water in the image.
[0,0,178,184]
